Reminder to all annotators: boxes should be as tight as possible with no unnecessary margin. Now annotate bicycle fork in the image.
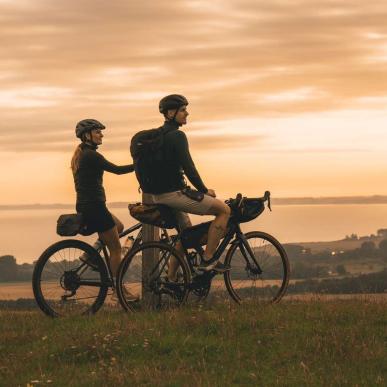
[236,233,263,275]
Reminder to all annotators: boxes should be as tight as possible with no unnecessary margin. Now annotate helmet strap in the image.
[82,131,98,148]
[172,108,179,121]
[165,107,182,126]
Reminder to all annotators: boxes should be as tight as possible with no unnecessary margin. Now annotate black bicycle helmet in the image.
[159,94,189,114]
[75,119,105,139]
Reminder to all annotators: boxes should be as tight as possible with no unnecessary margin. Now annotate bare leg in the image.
[98,226,121,277]
[168,212,191,281]
[203,200,231,261]
[89,214,124,251]
[169,200,230,277]
[169,241,184,281]
[111,213,124,234]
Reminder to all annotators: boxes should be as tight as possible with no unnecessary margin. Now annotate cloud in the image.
[188,133,263,151]
[88,66,171,87]
[0,87,73,108]
[0,0,387,152]
[259,87,328,103]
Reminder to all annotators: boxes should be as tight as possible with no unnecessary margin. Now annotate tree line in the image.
[0,255,33,282]
[287,269,387,294]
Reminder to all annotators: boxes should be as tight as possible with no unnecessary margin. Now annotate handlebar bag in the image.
[238,199,265,223]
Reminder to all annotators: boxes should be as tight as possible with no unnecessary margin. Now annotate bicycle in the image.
[116,191,290,311]
[32,221,144,317]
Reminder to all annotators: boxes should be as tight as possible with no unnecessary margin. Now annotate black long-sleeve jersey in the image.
[74,143,134,204]
[146,120,208,194]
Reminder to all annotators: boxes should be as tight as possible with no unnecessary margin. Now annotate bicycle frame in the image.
[71,214,264,297]
[72,222,144,290]
[165,220,263,277]
[115,191,290,308]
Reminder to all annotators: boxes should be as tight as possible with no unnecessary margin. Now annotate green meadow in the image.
[1,299,386,386]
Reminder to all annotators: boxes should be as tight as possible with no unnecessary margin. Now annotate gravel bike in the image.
[116,191,290,311]
[32,222,143,317]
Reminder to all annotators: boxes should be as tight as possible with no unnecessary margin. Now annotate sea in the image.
[1,204,387,264]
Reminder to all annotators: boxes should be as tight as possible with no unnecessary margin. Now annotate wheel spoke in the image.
[33,241,109,317]
[117,242,190,311]
[226,232,289,303]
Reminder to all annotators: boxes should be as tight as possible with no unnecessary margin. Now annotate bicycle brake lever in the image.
[236,193,243,208]
[264,191,272,211]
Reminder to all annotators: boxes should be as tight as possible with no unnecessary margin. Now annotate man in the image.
[142,94,231,279]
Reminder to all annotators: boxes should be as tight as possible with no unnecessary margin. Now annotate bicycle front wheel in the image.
[116,242,191,311]
[224,231,290,304]
[32,240,109,317]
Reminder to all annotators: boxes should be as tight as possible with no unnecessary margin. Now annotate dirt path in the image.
[0,283,33,300]
[1,282,387,303]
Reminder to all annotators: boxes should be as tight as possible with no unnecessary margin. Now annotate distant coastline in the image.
[2,195,387,210]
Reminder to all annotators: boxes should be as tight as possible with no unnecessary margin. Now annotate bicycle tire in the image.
[224,231,290,304]
[32,239,109,317]
[116,241,191,311]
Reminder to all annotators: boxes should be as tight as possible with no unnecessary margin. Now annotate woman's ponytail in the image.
[71,144,83,174]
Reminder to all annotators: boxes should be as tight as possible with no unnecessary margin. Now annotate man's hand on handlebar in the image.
[206,189,216,198]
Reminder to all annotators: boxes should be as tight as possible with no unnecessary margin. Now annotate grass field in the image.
[1,299,386,386]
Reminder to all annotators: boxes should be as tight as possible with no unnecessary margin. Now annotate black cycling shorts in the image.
[76,202,115,233]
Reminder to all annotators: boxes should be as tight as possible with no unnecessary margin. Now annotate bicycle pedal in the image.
[159,287,175,297]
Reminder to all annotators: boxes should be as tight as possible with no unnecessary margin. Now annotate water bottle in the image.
[121,236,134,257]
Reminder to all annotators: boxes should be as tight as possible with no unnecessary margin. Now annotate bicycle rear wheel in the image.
[224,231,290,303]
[32,240,109,317]
[116,242,191,311]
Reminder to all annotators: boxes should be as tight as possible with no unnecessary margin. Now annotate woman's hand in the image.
[206,189,216,197]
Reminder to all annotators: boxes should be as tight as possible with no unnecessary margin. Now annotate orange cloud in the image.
[1,0,387,202]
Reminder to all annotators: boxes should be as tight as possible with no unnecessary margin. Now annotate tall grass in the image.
[0,299,386,386]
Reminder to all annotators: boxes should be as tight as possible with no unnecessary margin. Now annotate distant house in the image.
[345,233,359,240]
[377,229,387,238]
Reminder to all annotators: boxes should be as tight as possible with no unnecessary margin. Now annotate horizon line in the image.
[3,195,387,209]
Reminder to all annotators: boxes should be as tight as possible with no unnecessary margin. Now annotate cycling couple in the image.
[71,94,231,293]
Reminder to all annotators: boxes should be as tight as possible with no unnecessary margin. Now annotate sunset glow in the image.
[1,0,387,204]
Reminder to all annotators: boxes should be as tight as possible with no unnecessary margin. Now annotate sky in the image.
[1,0,387,204]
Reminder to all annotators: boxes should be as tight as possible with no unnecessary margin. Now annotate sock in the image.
[203,253,213,262]
[92,240,103,251]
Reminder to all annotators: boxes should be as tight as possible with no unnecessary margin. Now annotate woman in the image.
[71,118,133,296]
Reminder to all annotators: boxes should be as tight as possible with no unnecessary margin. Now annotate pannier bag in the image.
[233,198,265,223]
[180,221,211,249]
[128,203,177,229]
[57,213,86,236]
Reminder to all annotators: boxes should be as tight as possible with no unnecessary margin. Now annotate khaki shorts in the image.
[150,190,216,231]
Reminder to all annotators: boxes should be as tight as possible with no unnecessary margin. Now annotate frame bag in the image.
[180,221,211,249]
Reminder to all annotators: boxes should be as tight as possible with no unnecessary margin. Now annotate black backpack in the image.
[130,127,166,193]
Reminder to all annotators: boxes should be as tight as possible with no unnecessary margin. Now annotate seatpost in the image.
[142,193,160,309]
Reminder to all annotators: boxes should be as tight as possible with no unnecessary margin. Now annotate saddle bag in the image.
[128,203,177,229]
[56,213,85,236]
